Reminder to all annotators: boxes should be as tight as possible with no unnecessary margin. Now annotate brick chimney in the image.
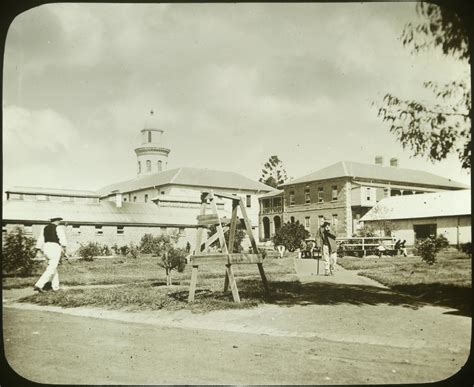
[390,158,399,167]
[375,156,383,166]
[115,192,123,208]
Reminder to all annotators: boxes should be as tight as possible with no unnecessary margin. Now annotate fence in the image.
[336,236,396,257]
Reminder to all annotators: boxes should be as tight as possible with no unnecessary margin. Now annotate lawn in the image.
[338,249,471,315]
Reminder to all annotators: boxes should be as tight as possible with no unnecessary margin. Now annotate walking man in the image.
[34,216,68,292]
[318,220,337,275]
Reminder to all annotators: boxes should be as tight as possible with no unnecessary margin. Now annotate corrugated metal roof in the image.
[2,200,213,226]
[361,189,471,221]
[280,161,468,189]
[258,189,284,199]
[5,186,99,197]
[98,167,273,196]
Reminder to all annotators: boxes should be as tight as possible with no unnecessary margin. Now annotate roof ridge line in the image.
[341,161,348,176]
[169,167,183,184]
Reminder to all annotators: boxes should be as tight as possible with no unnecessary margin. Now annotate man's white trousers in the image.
[322,245,337,274]
[35,242,61,291]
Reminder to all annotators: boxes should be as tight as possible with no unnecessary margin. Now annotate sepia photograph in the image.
[2,1,472,385]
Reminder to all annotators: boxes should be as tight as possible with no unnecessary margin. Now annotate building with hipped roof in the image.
[3,111,272,253]
[259,157,469,241]
[360,189,471,246]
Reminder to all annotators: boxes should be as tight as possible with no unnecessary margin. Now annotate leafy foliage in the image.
[459,242,471,257]
[158,248,187,286]
[272,221,310,252]
[376,2,470,169]
[139,233,179,256]
[2,227,38,276]
[77,242,101,261]
[415,234,449,264]
[259,155,288,188]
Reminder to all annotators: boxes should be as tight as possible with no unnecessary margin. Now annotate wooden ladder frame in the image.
[188,191,269,303]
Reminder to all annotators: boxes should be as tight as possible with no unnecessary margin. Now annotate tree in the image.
[376,2,471,169]
[159,247,187,286]
[272,221,309,252]
[415,234,449,264]
[3,227,38,276]
[259,155,288,188]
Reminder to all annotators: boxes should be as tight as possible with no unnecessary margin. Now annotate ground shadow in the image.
[168,278,471,317]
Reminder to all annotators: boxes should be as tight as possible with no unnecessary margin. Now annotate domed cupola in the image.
[134,110,171,176]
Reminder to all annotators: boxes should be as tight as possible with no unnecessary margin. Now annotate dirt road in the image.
[3,306,470,385]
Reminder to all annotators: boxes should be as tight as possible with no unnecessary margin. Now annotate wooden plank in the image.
[257,263,269,292]
[227,201,239,254]
[238,198,259,254]
[203,226,229,251]
[197,214,220,225]
[210,196,228,255]
[213,192,241,201]
[226,264,240,303]
[188,265,199,302]
[191,253,263,265]
[194,201,207,253]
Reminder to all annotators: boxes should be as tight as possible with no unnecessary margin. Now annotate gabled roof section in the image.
[258,189,284,199]
[2,199,202,226]
[280,161,468,189]
[98,167,273,196]
[361,189,471,221]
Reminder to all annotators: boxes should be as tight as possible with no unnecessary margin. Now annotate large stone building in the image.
[3,112,272,253]
[258,158,468,241]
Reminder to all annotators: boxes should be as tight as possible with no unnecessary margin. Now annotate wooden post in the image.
[226,264,240,303]
[188,266,199,302]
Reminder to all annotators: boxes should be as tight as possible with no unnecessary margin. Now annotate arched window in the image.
[157,160,163,172]
[146,160,151,172]
[274,216,281,232]
[148,131,152,143]
[138,161,141,174]
[262,217,270,240]
[290,216,295,224]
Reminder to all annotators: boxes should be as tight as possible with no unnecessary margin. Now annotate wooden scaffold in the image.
[188,191,269,303]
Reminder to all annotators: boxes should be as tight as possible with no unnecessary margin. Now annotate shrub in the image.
[208,225,246,253]
[459,242,471,257]
[111,243,120,255]
[128,243,140,259]
[77,242,102,261]
[415,234,449,264]
[2,227,38,276]
[272,221,310,252]
[119,245,130,256]
[159,247,187,286]
[139,233,179,256]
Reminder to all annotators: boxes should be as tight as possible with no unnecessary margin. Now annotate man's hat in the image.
[322,219,331,227]
[50,216,63,222]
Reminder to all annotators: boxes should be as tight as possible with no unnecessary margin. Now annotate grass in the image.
[7,249,471,315]
[338,249,471,315]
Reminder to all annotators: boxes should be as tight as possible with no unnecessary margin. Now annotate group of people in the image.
[394,239,408,257]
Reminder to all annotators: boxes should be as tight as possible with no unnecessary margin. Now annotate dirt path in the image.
[2,307,469,385]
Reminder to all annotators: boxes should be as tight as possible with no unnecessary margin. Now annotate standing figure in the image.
[318,220,337,275]
[394,239,402,256]
[34,216,68,292]
[400,240,408,257]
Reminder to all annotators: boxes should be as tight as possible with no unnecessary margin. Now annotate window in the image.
[133,196,137,202]
[123,197,127,202]
[179,227,185,236]
[318,215,324,226]
[72,225,81,235]
[9,193,23,200]
[157,160,162,171]
[289,190,295,206]
[332,214,338,228]
[332,185,338,201]
[290,216,295,223]
[246,195,251,208]
[305,186,311,204]
[366,187,371,201]
[304,216,310,230]
[36,194,48,201]
[117,226,124,235]
[145,194,148,203]
[95,226,103,235]
[148,131,152,143]
[262,199,270,209]
[161,191,165,195]
[23,223,33,234]
[138,161,141,174]
[146,160,151,172]
[2,225,7,234]
[318,187,324,203]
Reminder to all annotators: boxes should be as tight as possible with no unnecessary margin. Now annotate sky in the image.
[3,2,471,192]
